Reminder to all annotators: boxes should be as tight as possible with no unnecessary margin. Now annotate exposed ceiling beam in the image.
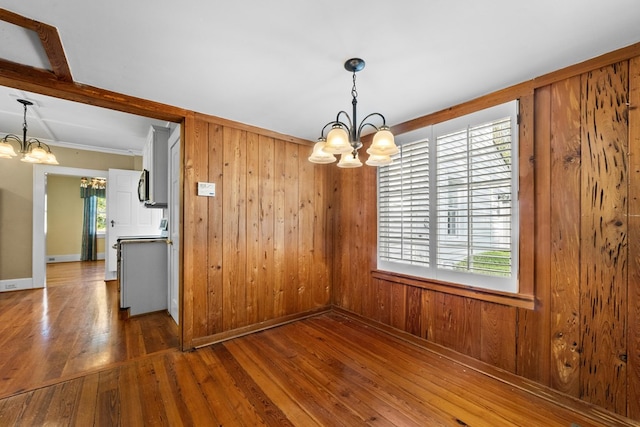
[0,7,72,82]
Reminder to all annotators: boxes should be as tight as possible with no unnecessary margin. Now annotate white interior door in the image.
[106,168,163,277]
[168,127,180,324]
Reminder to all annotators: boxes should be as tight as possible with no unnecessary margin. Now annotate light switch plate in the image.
[197,182,216,197]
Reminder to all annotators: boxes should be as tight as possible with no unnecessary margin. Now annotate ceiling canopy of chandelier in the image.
[308,58,398,168]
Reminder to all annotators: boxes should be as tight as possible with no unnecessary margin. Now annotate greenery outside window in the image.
[377,101,519,293]
[97,196,107,235]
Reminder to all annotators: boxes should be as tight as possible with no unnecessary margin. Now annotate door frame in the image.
[32,165,107,288]
[168,126,181,325]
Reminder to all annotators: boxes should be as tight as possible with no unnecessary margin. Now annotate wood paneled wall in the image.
[332,58,640,420]
[182,114,332,348]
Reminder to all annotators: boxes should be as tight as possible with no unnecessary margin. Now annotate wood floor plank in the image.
[224,337,323,426]
[0,260,178,399]
[182,350,238,426]
[288,320,497,426]
[229,331,432,426]
[310,315,546,421]
[216,345,295,427]
[117,362,145,425]
[260,323,450,426]
[227,338,355,426]
[0,393,33,426]
[0,303,636,426]
[310,314,606,427]
[42,380,83,425]
[13,386,56,427]
[196,346,268,426]
[164,350,218,425]
[70,373,100,426]
[150,353,189,424]
[135,356,170,425]
[94,368,121,426]
[230,329,445,426]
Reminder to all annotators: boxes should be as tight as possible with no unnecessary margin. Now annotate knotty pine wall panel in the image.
[246,131,261,326]
[207,123,224,336]
[183,118,332,348]
[549,75,582,398]
[222,127,248,331]
[184,114,210,340]
[579,62,628,413]
[628,56,640,421]
[480,303,516,372]
[258,135,276,322]
[516,90,551,385]
[332,57,640,420]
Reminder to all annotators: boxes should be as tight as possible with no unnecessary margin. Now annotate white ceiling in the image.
[1,1,640,154]
[0,86,168,154]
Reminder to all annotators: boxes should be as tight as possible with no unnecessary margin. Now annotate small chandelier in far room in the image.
[308,57,397,168]
[0,98,59,164]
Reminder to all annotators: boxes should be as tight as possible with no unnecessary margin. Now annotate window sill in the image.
[372,270,535,310]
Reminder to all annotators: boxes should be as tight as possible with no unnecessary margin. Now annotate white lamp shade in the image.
[20,153,40,163]
[365,153,393,166]
[337,152,362,168]
[0,141,17,157]
[29,145,48,160]
[367,127,398,156]
[45,152,59,165]
[324,126,352,154]
[308,140,336,164]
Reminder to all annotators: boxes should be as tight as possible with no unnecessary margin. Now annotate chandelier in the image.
[308,58,398,168]
[0,99,59,164]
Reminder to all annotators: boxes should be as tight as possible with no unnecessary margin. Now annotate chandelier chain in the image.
[22,103,28,132]
[351,72,358,100]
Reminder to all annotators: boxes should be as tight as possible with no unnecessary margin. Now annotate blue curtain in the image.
[80,177,106,261]
[81,195,98,261]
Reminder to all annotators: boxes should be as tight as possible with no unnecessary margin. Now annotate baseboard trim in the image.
[0,277,35,292]
[46,253,105,263]
[191,306,332,349]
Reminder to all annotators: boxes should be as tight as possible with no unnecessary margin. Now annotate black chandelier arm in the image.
[318,118,352,139]
[318,122,334,139]
[359,112,387,127]
[1,134,25,150]
[2,134,20,143]
[1,134,52,153]
[357,122,380,139]
[27,138,53,152]
[356,112,388,138]
[335,110,353,130]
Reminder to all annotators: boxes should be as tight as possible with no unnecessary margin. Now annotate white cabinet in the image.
[119,238,168,316]
[143,125,169,208]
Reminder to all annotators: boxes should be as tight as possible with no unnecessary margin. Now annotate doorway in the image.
[33,165,107,287]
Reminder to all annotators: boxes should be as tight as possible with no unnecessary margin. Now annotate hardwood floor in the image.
[0,303,635,425]
[0,261,178,399]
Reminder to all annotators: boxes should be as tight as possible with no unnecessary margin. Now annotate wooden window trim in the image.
[372,269,535,309]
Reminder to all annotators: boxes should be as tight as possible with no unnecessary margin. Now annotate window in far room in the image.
[96,195,107,235]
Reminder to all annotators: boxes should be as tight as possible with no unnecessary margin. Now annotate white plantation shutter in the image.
[378,139,430,266]
[377,101,518,293]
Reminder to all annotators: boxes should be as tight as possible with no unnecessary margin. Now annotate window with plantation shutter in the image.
[378,139,430,266]
[377,101,519,293]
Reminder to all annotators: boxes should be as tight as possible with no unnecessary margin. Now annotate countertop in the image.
[117,235,167,242]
